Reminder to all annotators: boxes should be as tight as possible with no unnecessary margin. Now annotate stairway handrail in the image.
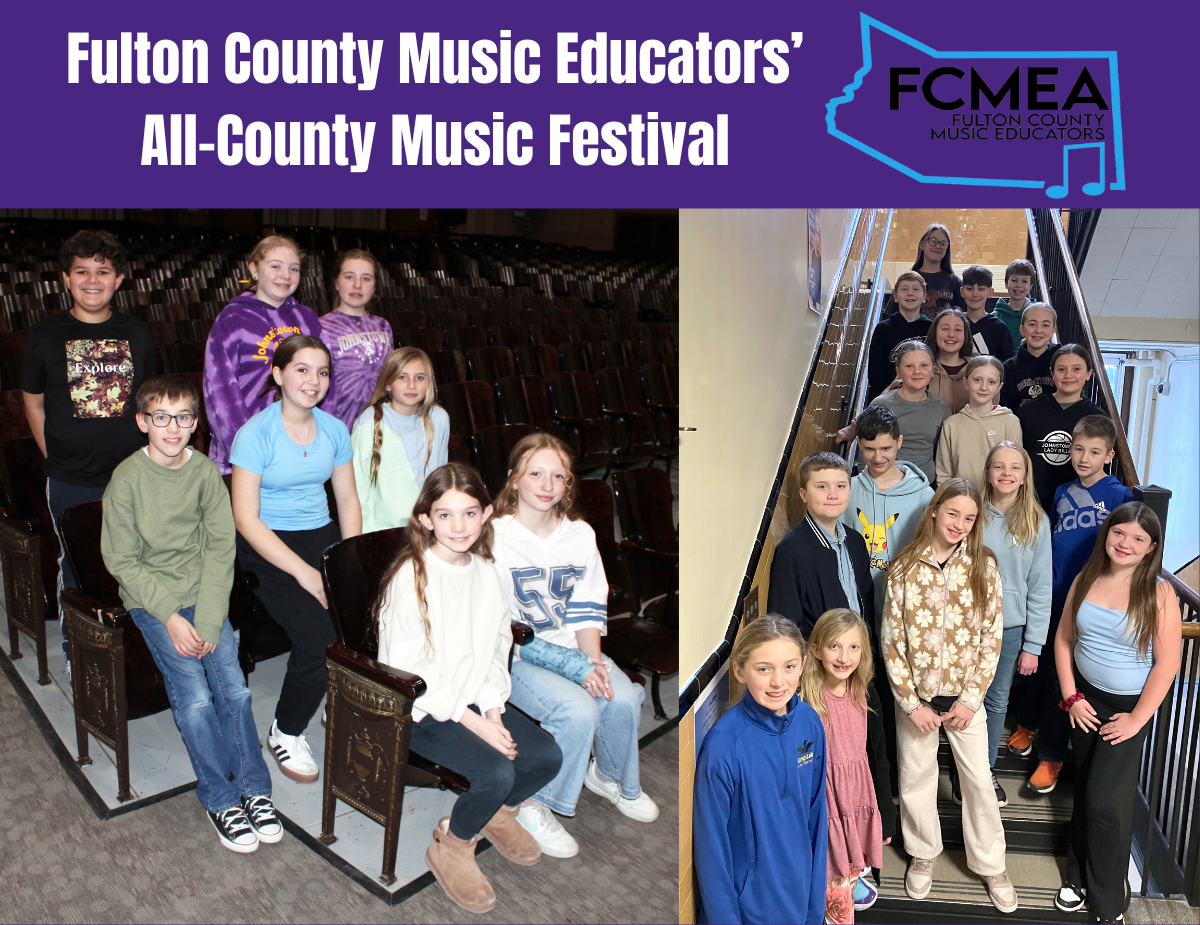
[844,210,894,470]
[1042,209,1141,487]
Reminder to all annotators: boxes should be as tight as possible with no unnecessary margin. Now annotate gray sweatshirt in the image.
[869,389,950,485]
[840,461,934,632]
[981,502,1052,655]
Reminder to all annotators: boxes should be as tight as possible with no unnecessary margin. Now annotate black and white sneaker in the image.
[208,806,259,853]
[1055,882,1086,913]
[992,771,1009,808]
[241,795,283,844]
[268,720,319,783]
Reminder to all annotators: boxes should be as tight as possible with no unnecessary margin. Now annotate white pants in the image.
[895,699,1007,875]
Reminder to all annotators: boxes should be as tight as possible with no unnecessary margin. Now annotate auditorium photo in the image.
[678,208,1198,924]
[0,207,678,922]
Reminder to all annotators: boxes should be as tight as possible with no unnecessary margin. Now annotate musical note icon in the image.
[1047,142,1106,199]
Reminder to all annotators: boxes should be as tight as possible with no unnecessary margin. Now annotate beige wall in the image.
[678,208,853,681]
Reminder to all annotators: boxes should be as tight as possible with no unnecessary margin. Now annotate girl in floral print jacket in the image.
[881,478,1018,914]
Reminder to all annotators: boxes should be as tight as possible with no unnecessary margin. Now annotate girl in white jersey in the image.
[490,433,659,859]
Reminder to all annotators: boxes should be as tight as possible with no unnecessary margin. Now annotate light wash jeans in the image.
[508,657,643,816]
[129,606,271,813]
[983,624,1026,768]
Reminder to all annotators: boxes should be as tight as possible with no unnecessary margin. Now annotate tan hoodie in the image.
[882,543,1003,714]
[936,404,1022,487]
[930,361,969,414]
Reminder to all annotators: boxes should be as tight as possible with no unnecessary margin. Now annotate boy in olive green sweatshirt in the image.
[101,375,281,854]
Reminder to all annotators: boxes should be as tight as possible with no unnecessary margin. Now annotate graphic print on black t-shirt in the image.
[66,339,134,418]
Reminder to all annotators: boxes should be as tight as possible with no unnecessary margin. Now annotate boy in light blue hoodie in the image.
[840,404,933,798]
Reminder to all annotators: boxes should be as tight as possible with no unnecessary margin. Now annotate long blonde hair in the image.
[369,463,494,652]
[982,441,1045,548]
[799,608,874,723]
[731,613,808,706]
[491,432,580,521]
[891,478,995,616]
[365,347,438,486]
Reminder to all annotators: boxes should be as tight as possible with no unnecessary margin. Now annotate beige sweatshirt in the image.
[936,404,1022,488]
[377,550,513,724]
[882,543,1003,714]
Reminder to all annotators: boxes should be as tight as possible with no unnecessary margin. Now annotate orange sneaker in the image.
[1028,760,1062,794]
[1006,725,1037,757]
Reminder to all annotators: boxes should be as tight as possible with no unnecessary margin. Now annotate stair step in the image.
[859,844,1089,924]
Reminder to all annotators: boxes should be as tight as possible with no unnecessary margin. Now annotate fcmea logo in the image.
[826,15,1125,198]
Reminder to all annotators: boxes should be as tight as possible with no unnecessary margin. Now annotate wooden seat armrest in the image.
[60,586,129,629]
[325,642,427,701]
[511,622,534,646]
[619,540,679,564]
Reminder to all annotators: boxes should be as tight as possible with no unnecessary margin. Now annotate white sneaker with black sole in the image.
[584,758,659,822]
[516,800,579,858]
[268,720,319,783]
[241,795,283,844]
[209,805,259,853]
[1055,883,1086,912]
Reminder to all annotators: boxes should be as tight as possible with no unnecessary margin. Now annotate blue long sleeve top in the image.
[694,693,828,925]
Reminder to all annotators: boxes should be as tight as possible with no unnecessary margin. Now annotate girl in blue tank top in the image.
[1052,502,1182,924]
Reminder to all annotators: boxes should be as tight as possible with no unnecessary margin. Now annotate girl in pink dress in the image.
[800,608,893,923]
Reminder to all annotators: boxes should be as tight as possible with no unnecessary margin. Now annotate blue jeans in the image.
[508,657,643,816]
[129,606,271,813]
[984,625,1026,768]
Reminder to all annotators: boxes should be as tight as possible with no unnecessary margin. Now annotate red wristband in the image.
[1059,691,1086,712]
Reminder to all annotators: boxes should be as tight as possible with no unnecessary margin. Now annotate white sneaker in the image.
[268,721,319,783]
[584,758,659,822]
[516,801,579,858]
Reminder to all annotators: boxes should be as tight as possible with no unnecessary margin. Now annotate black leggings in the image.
[236,523,341,736]
[409,707,562,842]
[1066,674,1148,923]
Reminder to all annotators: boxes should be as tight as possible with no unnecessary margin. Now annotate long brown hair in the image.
[258,334,331,401]
[911,222,954,274]
[891,478,995,617]
[981,442,1045,549]
[364,348,439,485]
[491,432,580,521]
[328,248,381,314]
[370,463,495,652]
[1068,502,1163,658]
[799,608,874,723]
[926,308,977,362]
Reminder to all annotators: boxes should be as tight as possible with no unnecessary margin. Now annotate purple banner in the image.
[1,0,1196,206]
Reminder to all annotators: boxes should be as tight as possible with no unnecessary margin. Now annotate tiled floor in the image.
[4,616,676,897]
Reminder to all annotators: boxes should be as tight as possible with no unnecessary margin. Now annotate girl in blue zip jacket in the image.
[694,614,828,924]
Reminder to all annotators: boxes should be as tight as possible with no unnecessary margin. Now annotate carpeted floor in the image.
[0,662,678,924]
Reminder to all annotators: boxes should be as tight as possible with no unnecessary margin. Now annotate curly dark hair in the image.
[59,230,127,276]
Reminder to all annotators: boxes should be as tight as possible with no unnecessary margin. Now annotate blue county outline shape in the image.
[825,14,1126,194]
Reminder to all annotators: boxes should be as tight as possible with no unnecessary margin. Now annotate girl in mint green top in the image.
[352,346,449,531]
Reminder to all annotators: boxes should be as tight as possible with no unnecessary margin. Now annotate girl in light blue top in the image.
[1052,502,1181,923]
[978,442,1051,803]
[230,335,362,785]
[351,346,450,531]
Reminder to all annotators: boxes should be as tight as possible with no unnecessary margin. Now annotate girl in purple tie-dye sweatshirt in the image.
[203,235,324,473]
[319,250,393,431]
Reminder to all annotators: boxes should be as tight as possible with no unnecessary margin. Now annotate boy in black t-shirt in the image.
[21,230,155,669]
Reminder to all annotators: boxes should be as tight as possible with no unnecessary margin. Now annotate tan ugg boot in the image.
[425,817,496,914]
[481,803,542,866]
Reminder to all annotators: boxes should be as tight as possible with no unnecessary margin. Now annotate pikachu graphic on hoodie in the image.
[840,461,934,630]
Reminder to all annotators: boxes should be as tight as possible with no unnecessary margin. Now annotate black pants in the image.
[409,707,562,842]
[1066,674,1147,923]
[872,654,899,796]
[236,523,340,736]
[47,478,108,661]
[1017,602,1072,762]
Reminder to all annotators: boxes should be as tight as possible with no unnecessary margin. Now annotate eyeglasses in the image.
[146,412,196,428]
[925,238,950,249]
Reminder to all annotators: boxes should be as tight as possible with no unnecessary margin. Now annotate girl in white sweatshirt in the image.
[372,462,563,914]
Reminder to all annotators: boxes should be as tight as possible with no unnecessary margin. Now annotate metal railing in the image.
[1031,207,1197,905]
